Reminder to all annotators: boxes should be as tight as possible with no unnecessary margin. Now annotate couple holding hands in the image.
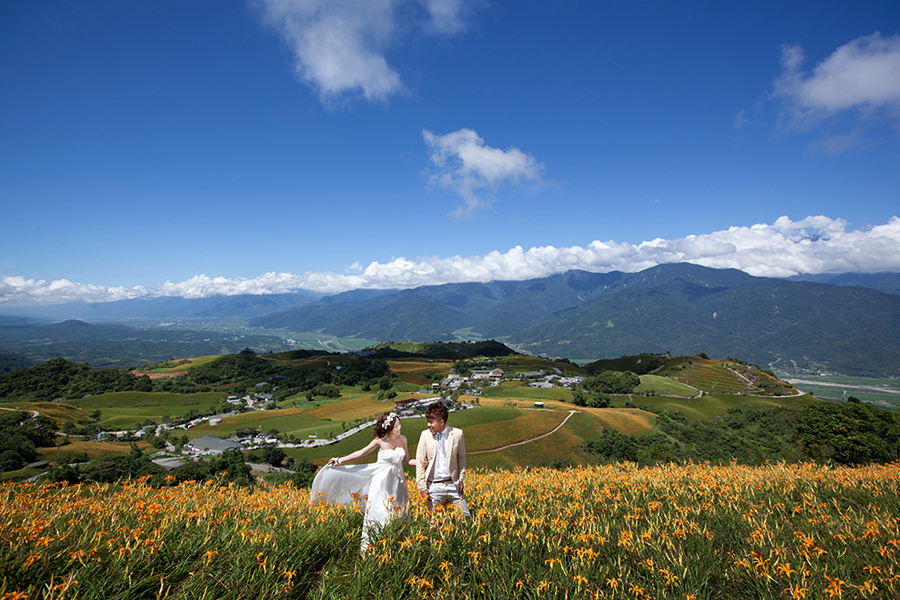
[309,401,469,550]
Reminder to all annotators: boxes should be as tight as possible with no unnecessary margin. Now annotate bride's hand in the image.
[327,457,341,467]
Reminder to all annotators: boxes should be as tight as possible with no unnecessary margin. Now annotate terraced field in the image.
[623,392,815,421]
[657,357,795,396]
[635,374,698,396]
[386,359,451,386]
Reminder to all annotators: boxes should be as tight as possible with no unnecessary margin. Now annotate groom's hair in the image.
[425,401,449,422]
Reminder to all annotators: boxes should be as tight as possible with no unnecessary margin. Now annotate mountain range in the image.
[248,264,900,377]
[2,264,899,377]
[0,291,322,321]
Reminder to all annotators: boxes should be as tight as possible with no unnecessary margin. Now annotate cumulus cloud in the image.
[773,32,900,128]
[3,215,900,306]
[256,0,470,103]
[423,128,545,216]
[0,276,148,306]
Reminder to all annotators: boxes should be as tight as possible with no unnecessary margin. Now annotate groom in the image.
[416,400,470,516]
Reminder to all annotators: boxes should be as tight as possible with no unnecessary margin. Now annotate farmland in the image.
[3,347,899,488]
[783,374,900,409]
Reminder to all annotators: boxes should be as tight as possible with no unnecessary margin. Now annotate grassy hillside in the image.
[5,348,880,487]
[5,463,899,599]
[654,356,797,396]
[275,399,657,471]
[69,391,228,429]
[132,355,220,375]
[0,400,83,423]
[636,374,698,396]
[623,392,815,421]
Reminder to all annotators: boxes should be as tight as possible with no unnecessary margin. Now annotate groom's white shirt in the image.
[432,425,451,481]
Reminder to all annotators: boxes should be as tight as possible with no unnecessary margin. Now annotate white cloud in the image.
[423,128,545,216]
[420,0,467,33]
[0,276,148,305]
[773,32,900,126]
[256,0,470,103]
[3,216,900,306]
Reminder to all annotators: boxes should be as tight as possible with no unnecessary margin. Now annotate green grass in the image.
[188,410,342,441]
[135,356,219,373]
[65,392,228,428]
[479,386,573,401]
[615,393,818,421]
[661,361,747,394]
[69,391,226,410]
[657,358,796,396]
[636,374,697,396]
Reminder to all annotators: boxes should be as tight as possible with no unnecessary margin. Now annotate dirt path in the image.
[470,410,579,455]
[0,406,40,418]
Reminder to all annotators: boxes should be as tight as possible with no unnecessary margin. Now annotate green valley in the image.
[2,343,898,486]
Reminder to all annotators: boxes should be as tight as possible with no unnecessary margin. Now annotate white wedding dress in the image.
[309,446,410,550]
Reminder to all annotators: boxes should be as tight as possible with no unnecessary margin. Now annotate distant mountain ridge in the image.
[787,272,900,296]
[2,265,899,377]
[0,292,322,321]
[249,265,900,377]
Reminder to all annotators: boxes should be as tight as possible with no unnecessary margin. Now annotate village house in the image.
[471,369,504,379]
[529,381,555,388]
[185,436,241,455]
[518,370,545,379]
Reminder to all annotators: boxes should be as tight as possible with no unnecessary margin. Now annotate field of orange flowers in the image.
[2,462,899,599]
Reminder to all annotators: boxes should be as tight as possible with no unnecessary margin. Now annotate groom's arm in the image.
[456,430,466,496]
[415,431,428,497]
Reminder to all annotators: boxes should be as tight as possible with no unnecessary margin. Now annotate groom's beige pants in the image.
[427,481,470,516]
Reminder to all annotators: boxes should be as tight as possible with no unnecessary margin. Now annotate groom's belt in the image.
[428,478,453,484]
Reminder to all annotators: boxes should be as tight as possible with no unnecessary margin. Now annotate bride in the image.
[310,412,423,550]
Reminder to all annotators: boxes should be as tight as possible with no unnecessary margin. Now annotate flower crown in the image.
[383,412,397,430]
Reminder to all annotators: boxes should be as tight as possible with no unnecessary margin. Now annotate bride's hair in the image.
[374,412,399,438]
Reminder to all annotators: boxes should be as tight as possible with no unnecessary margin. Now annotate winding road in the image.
[470,409,579,455]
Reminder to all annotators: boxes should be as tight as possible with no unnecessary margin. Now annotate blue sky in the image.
[2,1,899,305]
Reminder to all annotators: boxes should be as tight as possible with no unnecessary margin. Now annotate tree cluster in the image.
[47,445,254,487]
[187,355,283,386]
[0,410,58,472]
[0,353,395,403]
[572,371,641,408]
[0,358,214,402]
[583,401,900,466]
